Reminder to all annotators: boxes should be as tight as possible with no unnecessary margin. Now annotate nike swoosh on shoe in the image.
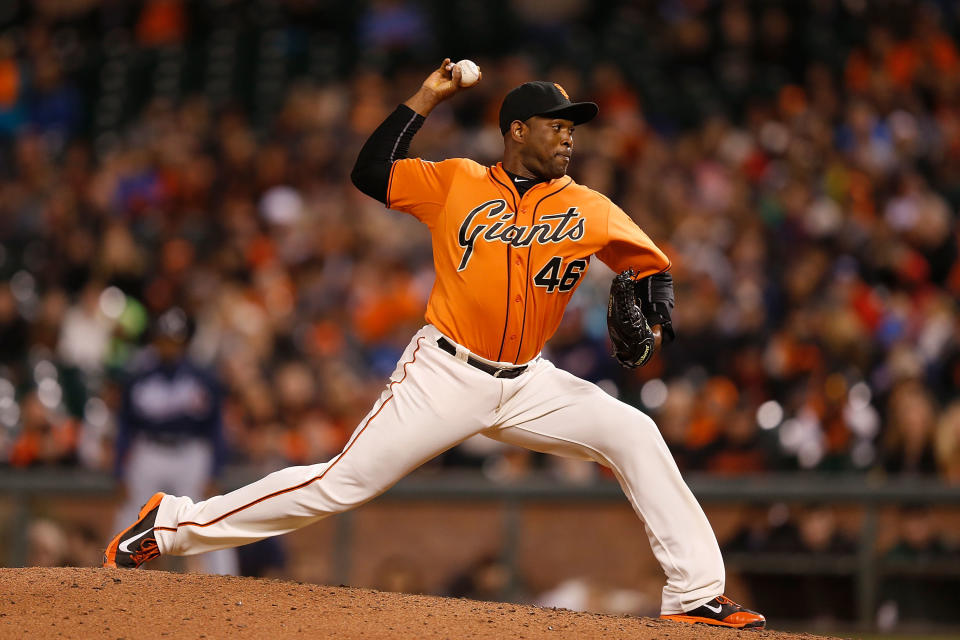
[118,527,154,553]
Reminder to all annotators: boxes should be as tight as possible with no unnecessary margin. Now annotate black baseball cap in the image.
[152,307,190,343]
[498,81,598,135]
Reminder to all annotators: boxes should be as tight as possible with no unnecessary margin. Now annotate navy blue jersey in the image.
[115,351,225,476]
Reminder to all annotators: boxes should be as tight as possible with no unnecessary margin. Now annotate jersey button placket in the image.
[507,201,526,350]
[513,206,525,267]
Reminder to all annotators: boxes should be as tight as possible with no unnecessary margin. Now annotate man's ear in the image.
[511,122,524,142]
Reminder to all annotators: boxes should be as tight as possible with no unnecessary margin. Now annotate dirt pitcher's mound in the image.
[0,567,841,640]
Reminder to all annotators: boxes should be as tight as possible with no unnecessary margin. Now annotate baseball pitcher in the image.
[104,59,764,629]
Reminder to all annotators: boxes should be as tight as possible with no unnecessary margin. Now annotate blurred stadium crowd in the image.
[0,0,959,491]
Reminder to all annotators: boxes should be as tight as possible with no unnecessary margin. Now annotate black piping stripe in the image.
[514,178,573,362]
[389,111,420,162]
[490,169,518,361]
[496,244,512,361]
[489,170,518,211]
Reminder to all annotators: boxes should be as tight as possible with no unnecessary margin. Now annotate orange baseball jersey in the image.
[387,158,670,364]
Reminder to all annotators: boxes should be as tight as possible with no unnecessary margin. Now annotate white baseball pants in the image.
[153,324,724,614]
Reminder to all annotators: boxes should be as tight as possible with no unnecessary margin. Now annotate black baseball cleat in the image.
[102,492,166,569]
[661,595,766,629]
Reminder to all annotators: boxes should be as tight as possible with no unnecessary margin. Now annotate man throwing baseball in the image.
[104,59,764,630]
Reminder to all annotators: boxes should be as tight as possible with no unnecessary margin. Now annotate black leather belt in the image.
[436,337,528,379]
[141,432,188,447]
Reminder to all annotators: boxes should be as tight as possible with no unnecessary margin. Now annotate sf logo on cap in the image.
[554,83,569,99]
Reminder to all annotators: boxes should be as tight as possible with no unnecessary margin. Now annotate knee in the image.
[611,406,665,450]
[310,481,376,512]
[307,467,387,512]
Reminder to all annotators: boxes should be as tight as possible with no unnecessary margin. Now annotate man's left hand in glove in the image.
[607,269,675,368]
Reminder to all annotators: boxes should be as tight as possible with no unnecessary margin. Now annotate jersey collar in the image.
[490,162,568,203]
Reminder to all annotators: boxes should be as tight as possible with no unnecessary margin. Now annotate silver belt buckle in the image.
[493,368,505,378]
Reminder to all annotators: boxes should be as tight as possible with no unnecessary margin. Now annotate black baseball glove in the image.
[607,269,656,368]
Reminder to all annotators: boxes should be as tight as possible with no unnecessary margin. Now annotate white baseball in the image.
[455,59,480,87]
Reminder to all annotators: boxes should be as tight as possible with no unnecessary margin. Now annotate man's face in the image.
[155,335,185,361]
[519,116,575,179]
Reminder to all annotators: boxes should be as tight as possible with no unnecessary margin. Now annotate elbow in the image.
[658,254,672,273]
[350,162,364,192]
[350,162,390,204]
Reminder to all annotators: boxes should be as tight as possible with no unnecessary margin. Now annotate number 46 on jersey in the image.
[533,256,587,293]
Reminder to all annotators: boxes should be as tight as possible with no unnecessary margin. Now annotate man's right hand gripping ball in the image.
[607,269,656,368]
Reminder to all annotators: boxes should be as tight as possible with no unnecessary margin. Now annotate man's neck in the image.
[504,168,547,197]
[501,157,538,179]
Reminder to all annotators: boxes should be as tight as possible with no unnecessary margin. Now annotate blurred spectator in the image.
[877,506,960,628]
[236,536,289,579]
[26,50,81,143]
[534,576,656,616]
[136,0,186,48]
[702,407,771,474]
[725,503,801,555]
[112,307,236,575]
[358,0,431,55]
[0,281,28,367]
[935,401,960,484]
[794,505,858,623]
[26,518,68,567]
[373,554,425,595]
[482,446,535,484]
[56,281,116,377]
[446,553,514,602]
[0,36,24,136]
[724,502,802,621]
[8,390,78,468]
[23,517,102,568]
[880,379,938,476]
[64,522,107,567]
[725,503,856,623]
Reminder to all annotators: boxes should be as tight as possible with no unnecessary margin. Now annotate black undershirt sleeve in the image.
[636,271,676,344]
[350,104,425,204]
